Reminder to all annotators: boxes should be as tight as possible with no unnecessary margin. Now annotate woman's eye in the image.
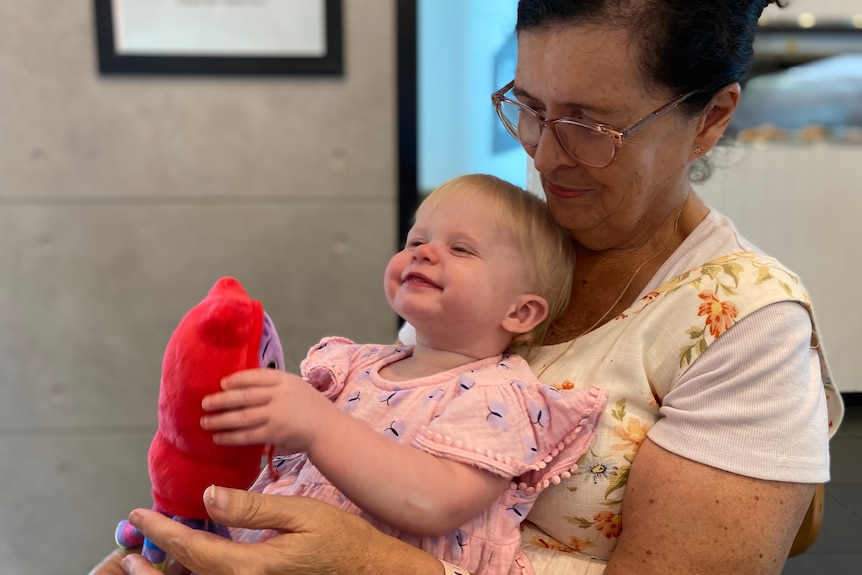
[522,99,543,112]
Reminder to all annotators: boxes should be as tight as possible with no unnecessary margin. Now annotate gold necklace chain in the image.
[535,209,683,379]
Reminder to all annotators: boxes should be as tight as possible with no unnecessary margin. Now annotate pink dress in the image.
[232,337,607,575]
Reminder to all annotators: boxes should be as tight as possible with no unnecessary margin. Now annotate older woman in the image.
[95,1,842,574]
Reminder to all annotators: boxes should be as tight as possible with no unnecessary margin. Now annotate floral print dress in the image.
[519,252,841,573]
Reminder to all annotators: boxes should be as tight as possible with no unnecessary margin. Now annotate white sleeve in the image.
[648,301,831,483]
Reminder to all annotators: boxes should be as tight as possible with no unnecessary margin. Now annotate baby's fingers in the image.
[220,368,283,390]
[200,403,268,431]
[211,426,270,445]
[201,385,273,412]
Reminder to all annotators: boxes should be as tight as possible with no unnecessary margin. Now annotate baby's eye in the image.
[405,239,424,249]
[451,245,474,255]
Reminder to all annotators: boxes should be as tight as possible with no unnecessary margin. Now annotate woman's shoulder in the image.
[633,244,813,356]
[649,208,769,291]
[638,208,811,319]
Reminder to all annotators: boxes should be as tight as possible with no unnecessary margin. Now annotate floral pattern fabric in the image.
[519,251,840,568]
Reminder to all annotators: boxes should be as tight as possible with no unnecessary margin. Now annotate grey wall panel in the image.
[0,1,399,572]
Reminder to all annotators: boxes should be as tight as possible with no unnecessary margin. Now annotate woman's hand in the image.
[96,486,445,575]
[88,549,188,575]
[201,369,331,451]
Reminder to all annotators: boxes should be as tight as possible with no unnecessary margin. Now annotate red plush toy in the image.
[115,277,284,568]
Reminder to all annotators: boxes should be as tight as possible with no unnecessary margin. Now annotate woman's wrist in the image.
[359,530,445,575]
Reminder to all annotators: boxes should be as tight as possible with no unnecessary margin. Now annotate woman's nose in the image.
[531,124,579,174]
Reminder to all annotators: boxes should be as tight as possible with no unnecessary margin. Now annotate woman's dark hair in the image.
[516,0,785,114]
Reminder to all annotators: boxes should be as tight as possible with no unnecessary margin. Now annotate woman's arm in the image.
[203,369,508,537]
[92,487,447,575]
[606,438,814,574]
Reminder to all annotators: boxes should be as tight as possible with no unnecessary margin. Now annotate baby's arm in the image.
[202,369,508,537]
[306,409,509,537]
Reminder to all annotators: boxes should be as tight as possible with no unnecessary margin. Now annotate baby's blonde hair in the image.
[418,174,574,350]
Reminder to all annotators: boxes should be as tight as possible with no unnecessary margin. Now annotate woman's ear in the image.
[502,295,549,336]
[692,82,741,158]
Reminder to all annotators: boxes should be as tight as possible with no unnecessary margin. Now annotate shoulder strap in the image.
[636,252,841,434]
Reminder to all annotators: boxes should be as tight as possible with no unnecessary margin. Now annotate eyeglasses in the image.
[492,80,697,168]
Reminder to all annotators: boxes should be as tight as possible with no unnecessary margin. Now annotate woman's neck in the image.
[545,194,708,345]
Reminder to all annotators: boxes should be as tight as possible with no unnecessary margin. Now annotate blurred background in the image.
[0,1,859,572]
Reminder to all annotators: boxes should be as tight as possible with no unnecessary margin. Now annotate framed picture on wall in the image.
[94,0,343,76]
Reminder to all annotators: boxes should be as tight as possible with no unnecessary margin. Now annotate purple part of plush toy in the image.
[186,517,231,539]
[142,536,167,568]
[260,311,285,371]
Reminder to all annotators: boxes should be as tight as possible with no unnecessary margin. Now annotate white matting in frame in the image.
[94,0,343,75]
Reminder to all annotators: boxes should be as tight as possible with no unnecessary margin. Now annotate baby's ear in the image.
[502,294,549,335]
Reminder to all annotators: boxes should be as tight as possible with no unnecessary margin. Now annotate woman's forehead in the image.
[515,26,649,108]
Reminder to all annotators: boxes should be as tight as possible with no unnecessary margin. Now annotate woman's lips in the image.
[545,180,592,199]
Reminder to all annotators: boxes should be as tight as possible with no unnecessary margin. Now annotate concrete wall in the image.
[0,1,399,572]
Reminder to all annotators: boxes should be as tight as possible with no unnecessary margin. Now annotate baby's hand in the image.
[200,369,329,451]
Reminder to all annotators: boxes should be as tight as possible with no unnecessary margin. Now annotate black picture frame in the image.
[94,0,343,76]
[396,0,417,248]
